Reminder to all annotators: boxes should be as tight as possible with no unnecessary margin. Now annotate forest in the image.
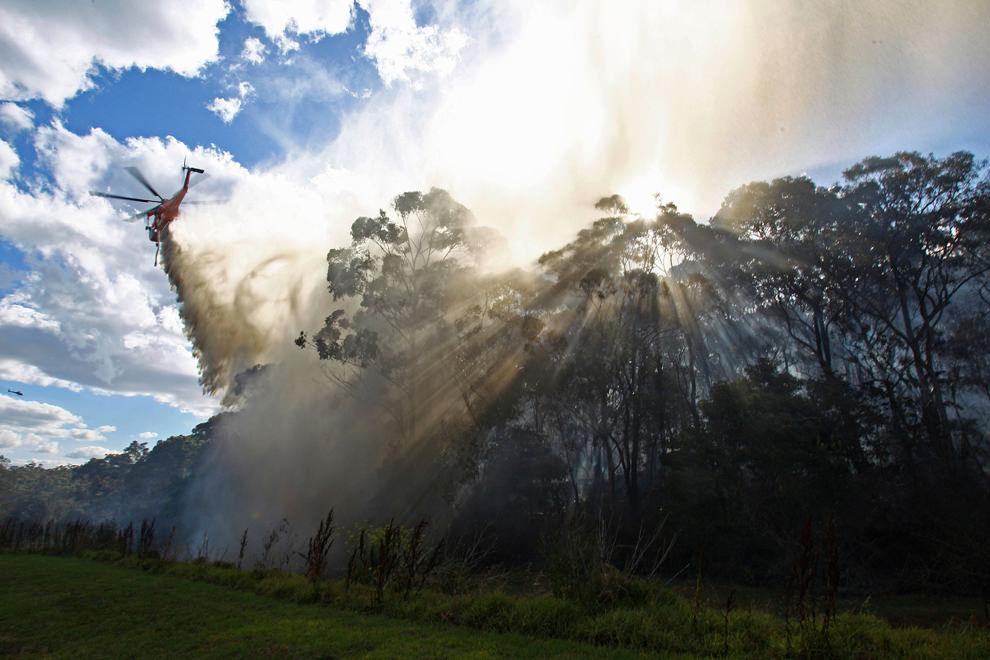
[3,150,989,595]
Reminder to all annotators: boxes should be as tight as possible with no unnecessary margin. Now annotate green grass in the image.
[0,555,651,659]
[3,553,988,659]
[672,579,990,629]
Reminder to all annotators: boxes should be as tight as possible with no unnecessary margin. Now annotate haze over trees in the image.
[3,150,988,592]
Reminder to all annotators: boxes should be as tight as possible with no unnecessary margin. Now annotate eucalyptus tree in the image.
[704,152,990,472]
[298,188,499,450]
[710,176,851,378]
[534,196,714,519]
[835,151,990,469]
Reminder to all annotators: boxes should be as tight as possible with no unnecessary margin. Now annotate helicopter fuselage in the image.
[146,171,195,242]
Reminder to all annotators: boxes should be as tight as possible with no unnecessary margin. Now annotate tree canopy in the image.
[7,151,990,593]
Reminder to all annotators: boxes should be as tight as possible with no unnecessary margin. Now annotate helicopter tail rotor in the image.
[182,157,205,174]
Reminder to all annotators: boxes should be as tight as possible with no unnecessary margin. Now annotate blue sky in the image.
[1,0,988,466]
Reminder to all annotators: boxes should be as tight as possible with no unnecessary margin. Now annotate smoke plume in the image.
[157,0,990,548]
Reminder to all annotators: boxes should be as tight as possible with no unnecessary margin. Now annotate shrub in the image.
[543,512,661,610]
[345,519,443,604]
[579,609,664,648]
[514,596,581,636]
[300,509,335,584]
[460,591,516,632]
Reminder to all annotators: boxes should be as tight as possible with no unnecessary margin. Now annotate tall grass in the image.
[2,514,987,659]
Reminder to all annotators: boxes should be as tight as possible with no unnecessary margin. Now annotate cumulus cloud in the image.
[32,439,59,455]
[0,359,82,391]
[0,429,20,450]
[0,264,19,290]
[240,0,466,86]
[138,431,158,439]
[0,139,17,179]
[1,396,79,428]
[0,103,33,131]
[0,293,60,331]
[242,0,353,53]
[66,445,111,459]
[207,97,243,124]
[0,395,115,461]
[361,0,469,86]
[241,37,267,65]
[207,82,255,123]
[0,1,229,106]
[68,427,109,442]
[0,125,228,416]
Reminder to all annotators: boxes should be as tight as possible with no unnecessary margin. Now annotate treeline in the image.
[298,151,990,592]
[0,417,219,531]
[3,151,988,593]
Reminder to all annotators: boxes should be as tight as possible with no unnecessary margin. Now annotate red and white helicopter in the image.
[91,161,207,265]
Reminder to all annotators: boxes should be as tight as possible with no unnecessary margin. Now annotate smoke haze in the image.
[158,0,990,545]
[329,0,990,260]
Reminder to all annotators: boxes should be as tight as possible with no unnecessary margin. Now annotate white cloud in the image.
[242,0,353,52]
[67,428,107,443]
[361,0,469,86]
[0,263,19,289]
[0,294,61,331]
[207,82,255,123]
[0,429,19,449]
[0,139,17,180]
[32,439,59,455]
[207,97,243,124]
[242,37,267,65]
[0,103,33,131]
[0,1,229,106]
[240,0,467,86]
[0,396,80,430]
[7,457,65,468]
[157,306,184,335]
[0,396,112,460]
[0,396,115,463]
[0,359,83,392]
[66,445,110,460]
[0,125,228,416]
[138,431,158,439]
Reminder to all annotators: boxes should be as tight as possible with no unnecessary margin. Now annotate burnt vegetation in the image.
[3,150,990,604]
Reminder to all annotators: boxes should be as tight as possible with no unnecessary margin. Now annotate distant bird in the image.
[7,389,23,396]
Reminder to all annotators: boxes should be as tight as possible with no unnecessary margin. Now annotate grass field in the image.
[0,554,649,659]
[673,579,990,629]
[2,553,988,659]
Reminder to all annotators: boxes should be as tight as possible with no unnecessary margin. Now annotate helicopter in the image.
[7,389,23,396]
[90,161,207,266]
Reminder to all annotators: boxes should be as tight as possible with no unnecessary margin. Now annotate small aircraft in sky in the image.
[90,161,207,266]
[7,389,23,396]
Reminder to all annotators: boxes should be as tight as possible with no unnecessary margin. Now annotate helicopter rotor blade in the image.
[188,172,210,189]
[182,199,229,205]
[90,191,159,204]
[124,167,164,200]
